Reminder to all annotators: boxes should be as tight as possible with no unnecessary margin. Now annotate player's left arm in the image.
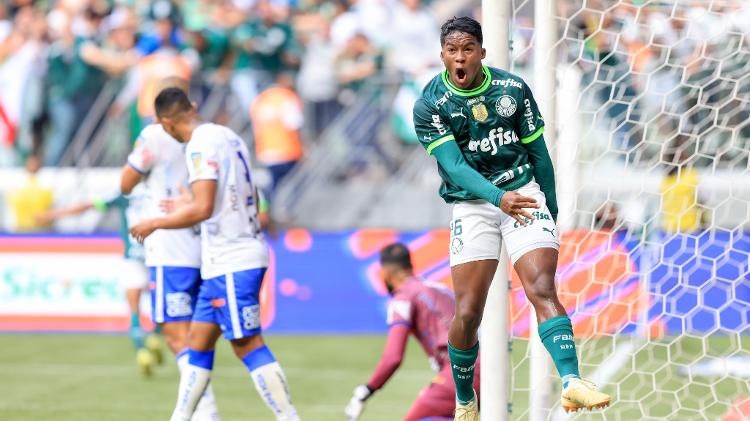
[130,180,216,242]
[517,82,559,220]
[345,324,411,420]
[120,165,142,195]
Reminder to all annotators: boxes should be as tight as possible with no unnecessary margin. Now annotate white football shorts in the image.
[449,179,560,266]
[120,258,149,290]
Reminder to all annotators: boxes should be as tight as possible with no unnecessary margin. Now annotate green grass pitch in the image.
[1,334,748,420]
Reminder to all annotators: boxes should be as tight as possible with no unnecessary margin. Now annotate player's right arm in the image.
[36,202,94,224]
[121,131,157,194]
[414,98,539,225]
[345,303,413,421]
[36,194,126,224]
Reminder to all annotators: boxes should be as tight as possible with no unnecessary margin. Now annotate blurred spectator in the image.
[230,0,299,112]
[182,11,230,77]
[578,9,643,156]
[7,155,53,231]
[386,0,439,144]
[388,0,439,76]
[0,4,10,41]
[335,32,382,105]
[44,8,79,166]
[111,3,192,127]
[330,0,391,48]
[250,73,304,194]
[79,7,139,78]
[296,19,340,137]
[0,6,47,163]
[660,145,703,233]
[135,0,183,55]
[62,4,109,156]
[594,202,620,231]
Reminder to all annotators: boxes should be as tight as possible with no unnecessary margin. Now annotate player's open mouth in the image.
[455,68,467,84]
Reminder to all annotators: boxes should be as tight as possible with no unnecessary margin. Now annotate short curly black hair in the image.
[440,16,483,46]
[154,87,192,119]
[380,243,413,270]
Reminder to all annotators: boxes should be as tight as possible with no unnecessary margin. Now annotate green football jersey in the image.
[414,65,545,203]
[93,194,145,262]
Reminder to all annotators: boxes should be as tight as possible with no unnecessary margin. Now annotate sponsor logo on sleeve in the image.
[435,91,453,108]
[191,152,202,175]
[523,99,536,132]
[431,114,448,135]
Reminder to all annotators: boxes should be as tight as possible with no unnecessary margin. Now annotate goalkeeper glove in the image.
[344,384,374,421]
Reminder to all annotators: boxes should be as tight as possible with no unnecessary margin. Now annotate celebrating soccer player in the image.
[412,17,610,419]
[130,87,299,421]
[120,78,220,419]
[345,243,480,421]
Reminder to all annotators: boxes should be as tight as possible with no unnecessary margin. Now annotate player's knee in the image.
[164,329,188,354]
[230,334,264,359]
[526,274,558,304]
[160,320,192,353]
[454,302,483,333]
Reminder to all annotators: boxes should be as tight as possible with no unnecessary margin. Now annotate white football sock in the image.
[250,361,300,421]
[171,363,212,421]
[177,353,221,421]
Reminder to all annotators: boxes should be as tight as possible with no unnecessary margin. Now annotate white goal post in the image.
[480,0,512,420]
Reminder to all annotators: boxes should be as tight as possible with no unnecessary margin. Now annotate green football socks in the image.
[538,315,580,388]
[448,341,479,404]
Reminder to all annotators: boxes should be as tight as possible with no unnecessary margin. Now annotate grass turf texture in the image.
[0,334,748,420]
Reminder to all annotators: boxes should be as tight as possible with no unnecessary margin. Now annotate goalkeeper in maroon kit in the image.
[345,243,480,420]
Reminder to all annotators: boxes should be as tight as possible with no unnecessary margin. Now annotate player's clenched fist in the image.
[499,191,540,226]
[345,385,373,420]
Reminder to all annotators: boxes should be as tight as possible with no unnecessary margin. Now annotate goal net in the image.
[505,1,750,419]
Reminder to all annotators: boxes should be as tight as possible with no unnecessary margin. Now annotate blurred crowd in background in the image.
[1,0,749,234]
[0,0,444,169]
[559,0,750,167]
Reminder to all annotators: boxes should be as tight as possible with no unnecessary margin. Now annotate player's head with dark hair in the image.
[380,243,414,294]
[154,87,196,142]
[439,16,487,91]
[155,87,192,119]
[440,16,483,47]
